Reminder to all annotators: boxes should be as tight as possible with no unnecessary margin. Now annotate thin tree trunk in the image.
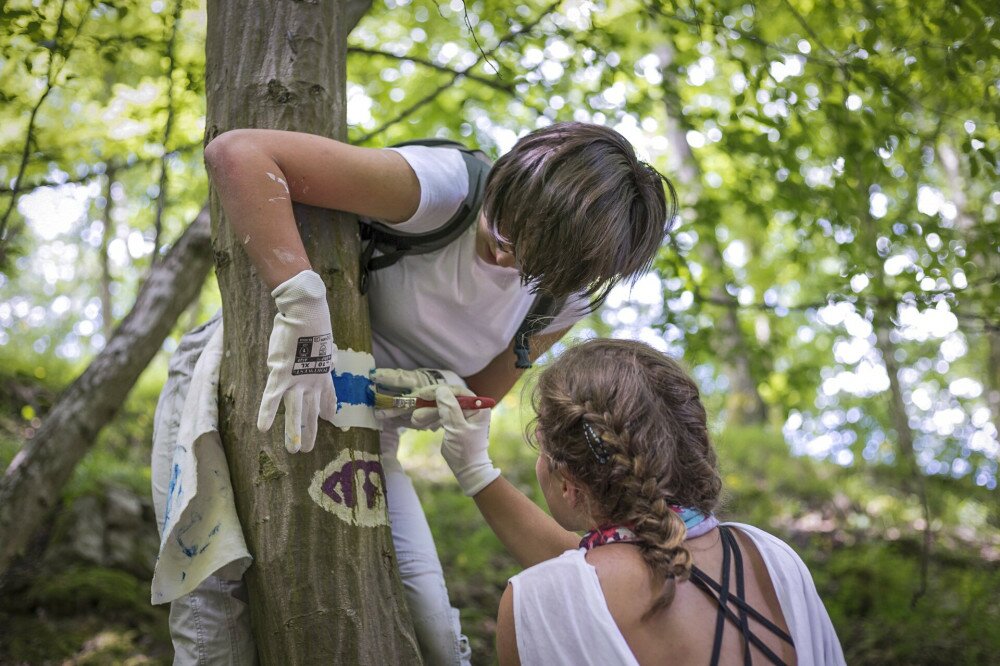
[657,45,768,425]
[938,139,1000,439]
[99,167,116,338]
[206,1,419,663]
[855,149,931,602]
[0,206,213,574]
[150,0,182,267]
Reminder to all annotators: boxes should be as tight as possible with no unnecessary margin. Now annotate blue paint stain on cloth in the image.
[162,463,182,531]
[333,372,374,411]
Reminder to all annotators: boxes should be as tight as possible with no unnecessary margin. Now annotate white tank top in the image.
[509,524,846,666]
[510,548,640,666]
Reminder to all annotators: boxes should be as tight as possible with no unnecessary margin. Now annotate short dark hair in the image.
[482,122,678,305]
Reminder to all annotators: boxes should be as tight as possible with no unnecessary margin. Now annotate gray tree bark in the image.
[99,168,116,339]
[205,1,420,663]
[657,45,768,425]
[938,139,1000,442]
[0,206,213,574]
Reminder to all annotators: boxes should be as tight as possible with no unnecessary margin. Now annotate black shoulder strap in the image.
[358,139,491,294]
[688,526,795,666]
[513,294,568,369]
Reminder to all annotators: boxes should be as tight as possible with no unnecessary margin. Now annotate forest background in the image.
[0,0,998,663]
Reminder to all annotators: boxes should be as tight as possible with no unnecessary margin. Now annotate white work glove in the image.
[430,386,500,497]
[257,270,338,454]
[373,367,474,431]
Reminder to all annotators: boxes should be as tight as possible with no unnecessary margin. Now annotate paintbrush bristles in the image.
[372,392,418,410]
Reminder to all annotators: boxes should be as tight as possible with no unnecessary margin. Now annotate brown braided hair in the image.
[532,338,722,620]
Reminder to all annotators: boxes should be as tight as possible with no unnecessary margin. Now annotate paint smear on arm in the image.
[265,172,290,193]
[272,248,306,265]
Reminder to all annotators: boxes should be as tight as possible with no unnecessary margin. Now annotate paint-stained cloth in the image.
[151,313,251,604]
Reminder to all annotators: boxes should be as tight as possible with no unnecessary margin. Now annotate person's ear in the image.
[561,474,582,509]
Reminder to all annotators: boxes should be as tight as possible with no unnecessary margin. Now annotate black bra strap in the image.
[724,527,752,666]
[689,571,792,666]
[708,523,733,666]
[690,564,795,646]
[689,525,795,666]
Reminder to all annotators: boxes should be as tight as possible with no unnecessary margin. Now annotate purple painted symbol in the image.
[321,460,386,509]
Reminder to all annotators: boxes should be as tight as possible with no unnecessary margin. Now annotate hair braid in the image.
[534,338,723,621]
[619,442,694,618]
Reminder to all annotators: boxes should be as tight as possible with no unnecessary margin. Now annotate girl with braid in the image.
[422,338,845,665]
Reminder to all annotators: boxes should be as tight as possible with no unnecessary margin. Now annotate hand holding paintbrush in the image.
[372,391,496,411]
[372,366,495,431]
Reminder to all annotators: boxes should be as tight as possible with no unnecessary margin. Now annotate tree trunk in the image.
[99,168,116,338]
[657,45,768,425]
[938,139,1000,441]
[205,1,420,663]
[0,206,213,575]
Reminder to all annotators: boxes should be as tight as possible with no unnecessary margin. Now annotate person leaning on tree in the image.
[151,120,677,664]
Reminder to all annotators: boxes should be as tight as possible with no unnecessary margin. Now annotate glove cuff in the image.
[458,465,501,497]
[272,269,326,306]
[414,368,465,389]
[436,369,465,387]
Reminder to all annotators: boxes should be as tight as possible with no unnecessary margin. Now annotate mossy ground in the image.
[0,566,171,665]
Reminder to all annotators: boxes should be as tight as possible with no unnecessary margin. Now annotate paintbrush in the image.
[371,391,496,411]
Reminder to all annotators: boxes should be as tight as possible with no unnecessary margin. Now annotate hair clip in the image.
[582,421,610,464]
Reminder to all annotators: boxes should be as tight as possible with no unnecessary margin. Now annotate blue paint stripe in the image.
[333,371,374,410]
[163,463,181,531]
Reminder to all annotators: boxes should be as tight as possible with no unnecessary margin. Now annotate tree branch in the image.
[0,143,202,197]
[354,0,563,143]
[151,0,184,267]
[778,0,839,61]
[0,205,213,577]
[347,46,515,94]
[99,167,116,339]
[0,0,72,259]
[345,0,372,33]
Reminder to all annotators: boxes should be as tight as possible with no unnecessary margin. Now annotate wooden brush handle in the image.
[416,396,496,410]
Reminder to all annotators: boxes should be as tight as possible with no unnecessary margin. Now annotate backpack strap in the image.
[357,138,569,370]
[358,140,491,294]
[513,294,567,369]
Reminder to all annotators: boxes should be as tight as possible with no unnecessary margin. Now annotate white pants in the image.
[151,316,470,665]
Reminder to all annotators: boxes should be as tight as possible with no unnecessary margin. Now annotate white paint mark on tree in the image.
[308,448,388,527]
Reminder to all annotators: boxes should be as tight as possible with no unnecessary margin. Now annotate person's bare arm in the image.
[464,327,570,400]
[461,326,577,566]
[203,129,421,290]
[496,584,521,666]
[474,476,579,568]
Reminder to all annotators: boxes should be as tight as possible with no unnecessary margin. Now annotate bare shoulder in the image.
[585,545,655,614]
[497,583,521,666]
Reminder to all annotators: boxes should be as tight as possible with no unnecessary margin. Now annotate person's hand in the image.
[257,270,338,453]
[430,386,500,496]
[373,367,473,431]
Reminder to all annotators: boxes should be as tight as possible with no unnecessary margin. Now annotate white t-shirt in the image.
[509,523,846,666]
[368,145,586,376]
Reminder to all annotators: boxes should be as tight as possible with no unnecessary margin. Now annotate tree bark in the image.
[0,206,213,574]
[938,139,1000,442]
[657,45,768,425]
[99,168,116,339]
[205,1,419,663]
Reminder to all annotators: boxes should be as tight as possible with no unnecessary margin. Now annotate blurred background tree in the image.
[0,0,997,663]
